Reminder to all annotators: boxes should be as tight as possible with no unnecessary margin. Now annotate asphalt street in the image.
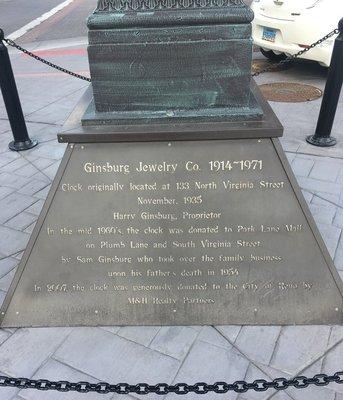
[0,0,253,44]
[0,0,95,43]
[0,0,66,37]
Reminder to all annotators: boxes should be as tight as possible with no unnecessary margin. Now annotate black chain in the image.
[0,372,342,395]
[252,28,340,77]
[2,37,91,82]
[1,28,339,81]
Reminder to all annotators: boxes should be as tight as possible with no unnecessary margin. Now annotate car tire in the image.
[260,48,287,62]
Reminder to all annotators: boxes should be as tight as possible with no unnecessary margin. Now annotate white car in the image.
[251,0,342,67]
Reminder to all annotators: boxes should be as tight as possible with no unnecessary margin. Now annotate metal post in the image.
[307,19,343,147]
[0,29,38,151]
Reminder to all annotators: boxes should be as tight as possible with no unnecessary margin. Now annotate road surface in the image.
[0,0,95,43]
[0,0,253,44]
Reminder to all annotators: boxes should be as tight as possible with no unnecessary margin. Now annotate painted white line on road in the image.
[8,0,75,41]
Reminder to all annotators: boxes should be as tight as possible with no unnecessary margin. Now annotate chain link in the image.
[2,37,91,82]
[0,28,339,81]
[0,372,342,395]
[252,28,340,77]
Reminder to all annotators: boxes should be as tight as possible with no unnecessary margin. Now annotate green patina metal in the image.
[83,0,262,125]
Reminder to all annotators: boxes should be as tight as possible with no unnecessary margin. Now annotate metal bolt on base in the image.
[8,138,38,152]
[306,135,337,148]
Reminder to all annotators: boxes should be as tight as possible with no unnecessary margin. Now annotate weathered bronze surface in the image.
[1,138,342,327]
[60,82,283,143]
[84,0,262,124]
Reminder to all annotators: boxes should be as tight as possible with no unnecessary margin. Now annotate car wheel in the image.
[260,48,287,63]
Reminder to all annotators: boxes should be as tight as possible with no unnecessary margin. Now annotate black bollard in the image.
[307,19,343,147]
[0,29,38,151]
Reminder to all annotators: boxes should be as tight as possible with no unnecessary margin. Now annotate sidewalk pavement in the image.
[0,39,343,400]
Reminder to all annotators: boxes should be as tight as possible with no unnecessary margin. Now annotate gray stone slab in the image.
[273,139,299,153]
[33,185,51,200]
[333,208,343,229]
[240,392,293,400]
[24,200,45,216]
[328,326,343,347]
[41,161,61,180]
[150,327,199,360]
[13,251,24,261]
[0,193,36,224]
[5,212,38,232]
[197,326,232,349]
[0,258,18,279]
[334,238,343,271]
[0,268,17,292]
[215,326,242,343]
[0,154,21,165]
[18,180,50,197]
[235,326,281,365]
[301,190,314,204]
[0,329,10,346]
[0,187,14,201]
[291,157,314,178]
[313,192,340,205]
[30,171,51,184]
[30,157,56,171]
[23,221,37,234]
[285,152,296,163]
[19,358,113,400]
[0,290,6,307]
[26,144,66,161]
[0,227,29,257]
[0,327,71,376]
[14,164,39,179]
[98,326,120,334]
[309,203,336,225]
[0,173,32,190]
[117,326,161,347]
[0,384,19,400]
[270,326,331,374]
[0,119,10,135]
[336,167,343,185]
[54,328,180,388]
[1,158,29,174]
[310,160,343,183]
[167,340,249,400]
[316,223,341,258]
[297,176,342,196]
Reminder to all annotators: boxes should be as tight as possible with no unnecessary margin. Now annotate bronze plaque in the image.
[1,139,342,327]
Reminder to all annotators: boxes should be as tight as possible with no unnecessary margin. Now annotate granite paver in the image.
[0,36,343,400]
